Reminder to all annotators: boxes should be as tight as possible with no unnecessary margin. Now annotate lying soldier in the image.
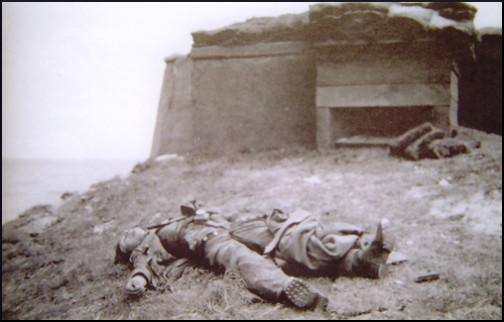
[114,202,391,310]
[389,122,480,160]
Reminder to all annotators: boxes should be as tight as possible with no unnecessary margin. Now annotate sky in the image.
[2,2,502,161]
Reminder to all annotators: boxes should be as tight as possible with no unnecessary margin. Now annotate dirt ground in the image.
[2,127,502,320]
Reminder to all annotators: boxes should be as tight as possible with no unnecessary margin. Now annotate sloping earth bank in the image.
[2,127,501,319]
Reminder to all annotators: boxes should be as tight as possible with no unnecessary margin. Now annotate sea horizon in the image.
[2,158,142,225]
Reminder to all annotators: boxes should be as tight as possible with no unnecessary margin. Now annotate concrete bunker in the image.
[151,2,496,157]
[310,2,473,149]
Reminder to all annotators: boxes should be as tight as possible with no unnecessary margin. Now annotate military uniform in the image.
[116,204,390,309]
[389,122,478,160]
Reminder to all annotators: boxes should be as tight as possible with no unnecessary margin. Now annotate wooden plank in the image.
[317,59,450,86]
[190,41,309,59]
[316,83,450,107]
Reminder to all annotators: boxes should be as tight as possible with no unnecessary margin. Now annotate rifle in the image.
[146,203,220,230]
[147,216,187,230]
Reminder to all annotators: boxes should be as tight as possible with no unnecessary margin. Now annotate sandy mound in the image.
[2,127,501,319]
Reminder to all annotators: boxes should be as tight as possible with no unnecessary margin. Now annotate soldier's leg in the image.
[404,129,446,160]
[157,219,327,309]
[389,122,434,157]
[204,233,327,309]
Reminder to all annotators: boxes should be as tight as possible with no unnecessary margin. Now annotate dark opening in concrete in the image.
[331,106,434,147]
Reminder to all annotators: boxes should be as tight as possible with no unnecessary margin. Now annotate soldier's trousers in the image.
[157,222,293,300]
[205,233,293,299]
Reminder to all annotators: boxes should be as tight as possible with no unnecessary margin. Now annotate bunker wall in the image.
[151,57,194,156]
[189,42,317,154]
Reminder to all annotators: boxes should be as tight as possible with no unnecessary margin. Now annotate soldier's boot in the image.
[125,274,148,297]
[343,223,391,279]
[284,279,328,310]
[125,266,152,297]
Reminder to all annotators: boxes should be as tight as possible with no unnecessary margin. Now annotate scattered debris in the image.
[339,309,373,318]
[386,251,409,265]
[447,213,465,221]
[415,273,440,283]
[377,306,388,312]
[395,297,413,312]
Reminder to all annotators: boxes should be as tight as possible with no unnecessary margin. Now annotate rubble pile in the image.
[191,2,476,47]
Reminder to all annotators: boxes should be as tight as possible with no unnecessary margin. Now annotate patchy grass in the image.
[2,127,502,319]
